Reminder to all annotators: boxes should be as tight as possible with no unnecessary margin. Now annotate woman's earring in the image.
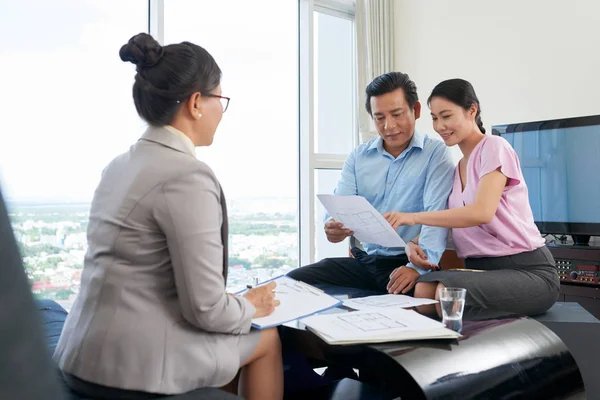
[197,113,202,118]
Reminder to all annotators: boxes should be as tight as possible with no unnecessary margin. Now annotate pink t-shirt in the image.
[448,135,545,259]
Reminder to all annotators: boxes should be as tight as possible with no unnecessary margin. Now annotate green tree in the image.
[40,227,56,235]
[18,243,62,258]
[46,256,63,266]
[229,257,251,269]
[229,222,297,236]
[55,289,74,300]
[37,244,62,255]
[254,254,285,269]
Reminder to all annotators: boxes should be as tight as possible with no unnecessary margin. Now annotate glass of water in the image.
[438,287,467,332]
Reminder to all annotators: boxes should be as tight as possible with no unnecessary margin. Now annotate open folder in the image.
[237,276,342,329]
[300,308,461,345]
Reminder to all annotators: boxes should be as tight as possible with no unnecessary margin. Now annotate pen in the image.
[246,276,259,289]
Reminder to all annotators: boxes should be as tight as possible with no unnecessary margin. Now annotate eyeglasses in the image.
[203,94,230,113]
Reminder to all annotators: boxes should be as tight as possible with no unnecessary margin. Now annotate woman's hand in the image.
[244,281,281,318]
[405,241,439,270]
[383,212,417,230]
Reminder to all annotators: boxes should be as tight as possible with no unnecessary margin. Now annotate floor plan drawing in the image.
[316,194,406,247]
[350,296,411,308]
[336,211,388,234]
[343,294,439,311]
[334,312,407,332]
[277,279,322,296]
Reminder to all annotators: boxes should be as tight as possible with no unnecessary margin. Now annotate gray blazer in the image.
[53,127,256,394]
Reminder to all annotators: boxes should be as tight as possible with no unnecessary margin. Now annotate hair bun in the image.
[119,33,164,68]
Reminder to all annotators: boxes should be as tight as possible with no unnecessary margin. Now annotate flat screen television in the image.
[492,115,600,245]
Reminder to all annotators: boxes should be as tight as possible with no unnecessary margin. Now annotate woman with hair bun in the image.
[54,33,283,400]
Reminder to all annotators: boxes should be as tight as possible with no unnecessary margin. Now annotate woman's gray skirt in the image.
[417,246,560,316]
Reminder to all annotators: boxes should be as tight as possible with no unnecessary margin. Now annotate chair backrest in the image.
[0,188,65,399]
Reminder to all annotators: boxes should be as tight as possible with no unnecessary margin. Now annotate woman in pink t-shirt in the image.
[384,79,559,316]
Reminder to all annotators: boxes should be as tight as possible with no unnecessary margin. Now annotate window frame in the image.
[299,0,358,266]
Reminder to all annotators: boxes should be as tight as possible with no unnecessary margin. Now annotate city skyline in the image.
[9,198,301,310]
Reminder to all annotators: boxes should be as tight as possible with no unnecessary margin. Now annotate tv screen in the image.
[492,115,600,237]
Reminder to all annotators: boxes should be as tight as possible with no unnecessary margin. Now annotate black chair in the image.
[0,188,66,399]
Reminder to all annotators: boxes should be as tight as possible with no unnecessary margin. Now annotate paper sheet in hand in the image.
[317,194,406,247]
[301,308,460,345]
[344,294,438,311]
[238,276,342,329]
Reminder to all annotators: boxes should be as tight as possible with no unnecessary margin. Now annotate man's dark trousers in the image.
[287,247,411,293]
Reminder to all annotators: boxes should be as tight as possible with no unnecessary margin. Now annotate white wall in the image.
[394,0,600,161]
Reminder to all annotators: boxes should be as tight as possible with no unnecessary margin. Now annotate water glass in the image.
[438,287,467,331]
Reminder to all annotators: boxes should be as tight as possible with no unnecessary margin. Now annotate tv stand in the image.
[546,238,600,319]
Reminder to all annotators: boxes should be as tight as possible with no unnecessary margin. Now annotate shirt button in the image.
[388,181,392,185]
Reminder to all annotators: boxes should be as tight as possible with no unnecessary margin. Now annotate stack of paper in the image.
[238,276,342,329]
[300,308,461,345]
[343,294,438,311]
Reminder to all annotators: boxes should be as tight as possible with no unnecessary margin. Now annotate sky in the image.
[0,0,299,203]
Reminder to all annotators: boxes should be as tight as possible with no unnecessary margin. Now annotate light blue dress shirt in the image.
[332,131,455,274]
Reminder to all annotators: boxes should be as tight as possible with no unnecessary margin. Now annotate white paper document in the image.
[239,276,342,330]
[317,194,406,247]
[344,294,438,311]
[301,308,461,345]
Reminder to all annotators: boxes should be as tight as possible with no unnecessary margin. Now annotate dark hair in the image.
[428,79,485,134]
[365,72,418,115]
[119,33,221,126]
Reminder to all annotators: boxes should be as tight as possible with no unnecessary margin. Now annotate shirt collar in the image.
[163,125,196,156]
[367,136,384,152]
[367,131,425,155]
[410,131,425,150]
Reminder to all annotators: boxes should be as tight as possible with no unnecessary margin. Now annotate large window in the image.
[314,11,356,155]
[2,0,355,306]
[0,0,147,309]
[164,0,299,292]
[300,1,357,265]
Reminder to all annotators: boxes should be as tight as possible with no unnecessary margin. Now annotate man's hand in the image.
[405,242,439,270]
[383,212,417,230]
[324,218,353,243]
[387,266,420,294]
[244,281,281,318]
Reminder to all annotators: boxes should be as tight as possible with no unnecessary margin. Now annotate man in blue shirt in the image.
[288,71,455,295]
